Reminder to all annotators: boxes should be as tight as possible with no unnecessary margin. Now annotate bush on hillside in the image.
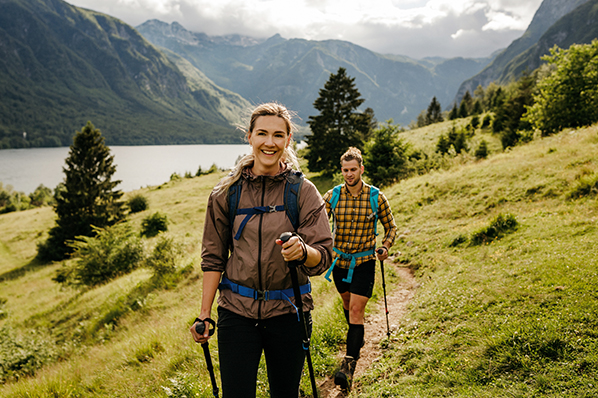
[436,125,469,156]
[470,213,519,245]
[0,326,57,383]
[145,235,182,277]
[141,211,169,237]
[475,140,489,159]
[54,223,145,287]
[128,194,148,213]
[567,173,598,199]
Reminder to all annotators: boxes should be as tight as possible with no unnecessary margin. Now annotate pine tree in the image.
[37,122,125,262]
[305,67,372,175]
[364,120,410,188]
[448,103,459,120]
[425,96,443,125]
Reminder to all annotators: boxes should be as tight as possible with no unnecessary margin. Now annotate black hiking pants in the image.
[217,306,312,398]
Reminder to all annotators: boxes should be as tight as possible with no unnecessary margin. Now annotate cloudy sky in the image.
[65,0,544,59]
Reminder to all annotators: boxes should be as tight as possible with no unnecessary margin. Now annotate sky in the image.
[64,0,544,59]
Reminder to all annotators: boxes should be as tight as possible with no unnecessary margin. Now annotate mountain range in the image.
[136,20,494,129]
[456,0,596,100]
[0,0,596,148]
[0,0,249,148]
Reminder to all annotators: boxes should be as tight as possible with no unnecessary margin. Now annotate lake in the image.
[0,145,251,194]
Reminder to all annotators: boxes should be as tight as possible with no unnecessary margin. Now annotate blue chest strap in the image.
[234,205,285,240]
[324,248,375,284]
[219,276,311,320]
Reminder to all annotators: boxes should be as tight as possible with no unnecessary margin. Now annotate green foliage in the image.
[37,122,126,262]
[0,183,55,214]
[196,163,219,177]
[493,73,535,148]
[145,235,182,276]
[55,224,145,287]
[470,213,519,245]
[475,140,489,159]
[305,67,373,175]
[0,327,57,383]
[567,173,598,199]
[524,40,598,135]
[128,194,149,213]
[141,211,169,237]
[364,120,411,188]
[425,96,444,125]
[436,125,469,155]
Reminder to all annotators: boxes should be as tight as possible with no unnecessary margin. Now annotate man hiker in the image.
[322,147,397,390]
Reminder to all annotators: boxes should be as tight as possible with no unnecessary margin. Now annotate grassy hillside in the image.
[1,123,597,397]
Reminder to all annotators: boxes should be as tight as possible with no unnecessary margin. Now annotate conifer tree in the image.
[37,122,125,262]
[305,67,372,175]
[364,120,410,188]
[425,96,443,125]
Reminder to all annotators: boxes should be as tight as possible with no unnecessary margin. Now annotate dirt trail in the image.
[317,263,418,397]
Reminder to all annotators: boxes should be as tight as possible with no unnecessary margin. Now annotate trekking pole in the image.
[377,248,391,338]
[194,318,219,398]
[279,232,319,398]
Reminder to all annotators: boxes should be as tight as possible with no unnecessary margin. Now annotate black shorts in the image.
[332,259,376,298]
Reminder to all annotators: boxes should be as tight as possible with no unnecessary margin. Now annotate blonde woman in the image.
[191,103,332,397]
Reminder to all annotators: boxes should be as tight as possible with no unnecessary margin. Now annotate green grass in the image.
[1,123,598,396]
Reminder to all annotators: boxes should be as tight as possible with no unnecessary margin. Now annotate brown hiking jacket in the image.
[201,164,333,319]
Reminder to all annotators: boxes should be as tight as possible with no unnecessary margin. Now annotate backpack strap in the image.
[228,171,304,240]
[369,185,380,236]
[284,171,304,231]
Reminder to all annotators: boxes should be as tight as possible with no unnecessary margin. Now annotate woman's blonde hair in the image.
[213,102,300,196]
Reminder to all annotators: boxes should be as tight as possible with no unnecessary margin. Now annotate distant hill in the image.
[0,0,251,148]
[137,20,494,126]
[456,0,592,100]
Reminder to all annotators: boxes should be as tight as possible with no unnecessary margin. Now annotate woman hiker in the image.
[190,102,333,398]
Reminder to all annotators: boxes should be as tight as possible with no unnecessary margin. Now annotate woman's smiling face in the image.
[247,115,290,176]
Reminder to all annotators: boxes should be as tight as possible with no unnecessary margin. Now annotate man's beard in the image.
[346,178,360,187]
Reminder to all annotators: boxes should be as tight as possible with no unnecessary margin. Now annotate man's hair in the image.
[340,147,363,166]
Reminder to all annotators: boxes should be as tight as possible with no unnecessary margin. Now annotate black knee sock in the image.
[346,324,365,359]
[344,309,350,324]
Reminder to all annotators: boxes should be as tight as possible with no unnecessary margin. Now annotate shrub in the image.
[567,173,598,199]
[146,235,182,276]
[470,213,518,245]
[475,140,489,159]
[128,194,149,213]
[141,212,169,237]
[55,223,145,287]
[0,326,57,382]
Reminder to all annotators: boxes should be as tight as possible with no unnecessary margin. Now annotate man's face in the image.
[341,159,364,187]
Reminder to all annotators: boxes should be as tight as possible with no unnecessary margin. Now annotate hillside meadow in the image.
[1,122,597,397]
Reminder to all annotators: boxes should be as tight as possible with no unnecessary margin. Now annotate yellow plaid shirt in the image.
[323,183,397,269]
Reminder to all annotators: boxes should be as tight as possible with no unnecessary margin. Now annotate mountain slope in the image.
[501,0,598,82]
[0,0,250,148]
[137,20,492,125]
[456,0,591,100]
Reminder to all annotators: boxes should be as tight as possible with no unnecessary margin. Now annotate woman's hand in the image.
[276,235,306,263]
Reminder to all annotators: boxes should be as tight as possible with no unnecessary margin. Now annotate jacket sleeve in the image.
[201,187,231,273]
[297,179,333,276]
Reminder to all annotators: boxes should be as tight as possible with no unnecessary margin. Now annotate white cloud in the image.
[64,0,543,58]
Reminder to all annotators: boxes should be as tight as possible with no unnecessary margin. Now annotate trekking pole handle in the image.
[279,232,302,268]
[194,317,216,336]
[377,247,388,255]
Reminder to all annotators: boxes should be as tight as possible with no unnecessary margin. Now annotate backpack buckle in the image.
[255,290,268,301]
[268,205,276,213]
